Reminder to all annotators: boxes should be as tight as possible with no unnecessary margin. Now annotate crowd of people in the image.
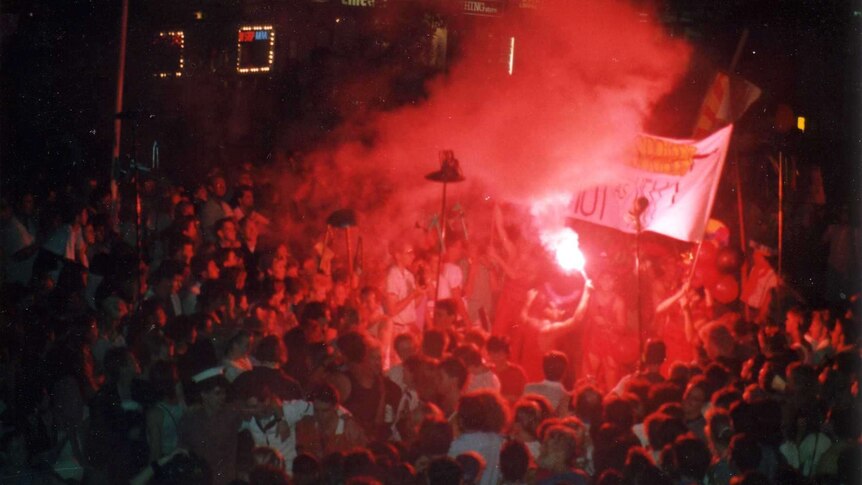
[0,164,859,485]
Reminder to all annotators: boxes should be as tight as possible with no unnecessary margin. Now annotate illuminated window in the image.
[153,31,184,78]
[237,25,275,74]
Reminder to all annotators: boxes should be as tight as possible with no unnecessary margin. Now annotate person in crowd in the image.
[525,351,570,415]
[487,335,527,403]
[294,383,367,458]
[146,360,186,462]
[223,329,254,382]
[534,424,589,485]
[449,391,508,485]
[460,344,501,393]
[385,239,424,336]
[1,169,860,485]
[178,364,242,485]
[436,357,468,420]
[200,174,233,241]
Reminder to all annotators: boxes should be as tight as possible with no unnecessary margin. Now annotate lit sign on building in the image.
[153,31,184,78]
[463,1,503,16]
[237,25,275,74]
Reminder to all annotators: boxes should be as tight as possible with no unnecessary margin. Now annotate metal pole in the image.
[433,182,448,315]
[345,227,354,287]
[112,0,129,168]
[778,152,784,287]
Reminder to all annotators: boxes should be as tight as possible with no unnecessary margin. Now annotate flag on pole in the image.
[692,72,761,139]
[568,125,733,243]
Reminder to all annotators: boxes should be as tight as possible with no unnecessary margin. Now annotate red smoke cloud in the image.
[269,0,691,277]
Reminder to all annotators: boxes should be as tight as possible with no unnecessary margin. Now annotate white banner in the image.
[569,125,733,242]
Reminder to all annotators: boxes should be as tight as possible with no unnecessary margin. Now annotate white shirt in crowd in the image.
[524,379,568,412]
[386,265,418,327]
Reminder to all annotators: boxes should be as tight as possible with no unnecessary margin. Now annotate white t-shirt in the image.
[436,262,463,300]
[465,370,501,393]
[386,265,418,325]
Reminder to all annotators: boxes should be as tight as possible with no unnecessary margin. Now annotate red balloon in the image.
[694,261,720,288]
[698,241,719,265]
[716,248,743,274]
[711,274,740,304]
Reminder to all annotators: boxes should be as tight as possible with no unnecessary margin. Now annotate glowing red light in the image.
[541,227,586,275]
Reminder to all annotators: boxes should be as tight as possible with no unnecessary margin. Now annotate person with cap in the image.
[177,359,242,485]
[740,242,779,324]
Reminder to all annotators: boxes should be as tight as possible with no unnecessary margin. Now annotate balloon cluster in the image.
[691,241,743,304]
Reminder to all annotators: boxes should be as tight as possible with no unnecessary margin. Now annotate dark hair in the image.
[426,457,461,485]
[602,395,635,429]
[153,451,212,485]
[513,399,542,439]
[457,391,509,433]
[422,330,448,359]
[225,329,251,356]
[308,383,339,405]
[500,439,530,482]
[337,331,368,364]
[729,433,761,472]
[300,301,329,328]
[439,357,468,390]
[672,434,711,480]
[416,418,454,457]
[247,464,290,485]
[150,360,179,401]
[542,351,568,382]
[454,344,483,368]
[102,347,133,383]
[643,339,666,366]
[486,335,511,355]
[253,335,286,364]
[574,384,603,425]
[434,299,457,317]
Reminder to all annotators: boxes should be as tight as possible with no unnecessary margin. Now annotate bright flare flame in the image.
[540,227,586,275]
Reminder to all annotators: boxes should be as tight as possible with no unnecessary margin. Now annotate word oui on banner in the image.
[569,125,733,243]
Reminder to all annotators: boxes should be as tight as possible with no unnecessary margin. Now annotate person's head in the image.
[215,217,238,244]
[512,399,543,440]
[573,384,603,425]
[416,417,454,457]
[434,299,458,329]
[457,391,508,434]
[422,330,448,359]
[337,331,369,366]
[438,357,468,395]
[682,376,709,421]
[103,347,139,384]
[254,335,287,365]
[537,425,580,471]
[380,333,411,366]
[455,344,484,372]
[234,185,254,210]
[308,383,340,423]
[225,329,252,359]
[292,453,321,485]
[300,302,330,343]
[389,239,415,268]
[499,439,531,483]
[208,175,227,198]
[455,451,485,485]
[705,408,733,456]
[602,395,635,429]
[427,457,462,485]
[485,335,511,368]
[672,434,711,481]
[643,339,666,368]
[541,351,567,383]
[729,433,761,473]
[193,370,229,412]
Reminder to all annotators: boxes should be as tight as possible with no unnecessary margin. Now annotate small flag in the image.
[693,72,761,139]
